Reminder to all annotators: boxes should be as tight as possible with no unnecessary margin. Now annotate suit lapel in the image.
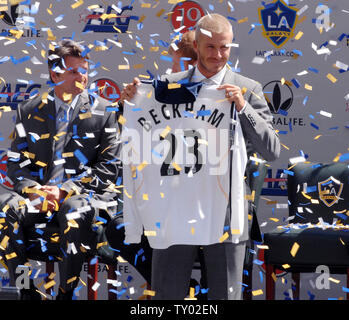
[222,67,236,85]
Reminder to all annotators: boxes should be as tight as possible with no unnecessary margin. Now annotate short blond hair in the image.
[195,13,233,41]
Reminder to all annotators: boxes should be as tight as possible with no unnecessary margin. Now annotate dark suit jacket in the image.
[163,67,281,241]
[7,89,121,213]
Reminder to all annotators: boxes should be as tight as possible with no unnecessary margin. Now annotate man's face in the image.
[194,31,233,78]
[50,55,88,101]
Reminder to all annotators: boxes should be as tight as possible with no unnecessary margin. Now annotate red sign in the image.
[171,1,204,33]
[0,153,13,189]
[93,78,121,102]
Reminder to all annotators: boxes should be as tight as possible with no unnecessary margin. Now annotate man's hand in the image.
[27,191,56,213]
[120,77,140,104]
[217,84,246,112]
[41,185,67,211]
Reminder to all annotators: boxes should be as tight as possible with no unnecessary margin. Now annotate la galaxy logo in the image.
[318,176,343,207]
[81,5,137,33]
[258,0,298,48]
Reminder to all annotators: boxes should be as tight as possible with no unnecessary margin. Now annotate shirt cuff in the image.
[237,101,247,114]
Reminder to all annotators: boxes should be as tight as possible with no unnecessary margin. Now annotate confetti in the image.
[290,242,300,257]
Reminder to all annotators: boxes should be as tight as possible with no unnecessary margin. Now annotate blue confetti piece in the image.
[197,110,211,116]
[74,149,88,165]
[253,171,259,178]
[339,153,349,162]
[291,78,300,88]
[310,123,319,130]
[283,169,294,176]
[306,185,317,193]
[89,256,98,265]
[155,222,161,229]
[160,55,173,62]
[308,67,319,73]
[302,96,308,105]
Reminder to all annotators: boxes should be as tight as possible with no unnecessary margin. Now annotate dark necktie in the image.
[47,104,69,185]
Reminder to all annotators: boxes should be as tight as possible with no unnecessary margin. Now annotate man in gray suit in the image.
[0,39,120,300]
[121,13,280,300]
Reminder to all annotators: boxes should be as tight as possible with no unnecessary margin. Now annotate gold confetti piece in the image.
[156,8,165,17]
[143,289,155,296]
[142,194,149,201]
[327,73,337,83]
[35,161,47,167]
[67,276,77,284]
[290,242,300,257]
[133,64,144,69]
[149,47,159,52]
[48,272,56,280]
[71,0,83,9]
[329,277,340,284]
[117,255,128,263]
[245,190,255,201]
[144,230,156,236]
[271,272,277,282]
[118,65,130,70]
[43,280,56,290]
[252,289,263,296]
[168,83,181,89]
[96,241,108,249]
[294,31,304,40]
[269,218,279,222]
[5,252,17,260]
[141,3,151,8]
[282,264,291,269]
[281,143,290,150]
[147,90,152,98]
[171,162,181,172]
[304,84,312,90]
[118,114,126,125]
[46,28,56,41]
[0,235,9,250]
[333,153,342,162]
[75,81,85,90]
[231,229,241,235]
[124,188,132,199]
[137,161,148,172]
[160,126,171,139]
[34,116,44,122]
[62,92,72,102]
[160,192,165,198]
[113,26,122,33]
[62,152,74,158]
[79,112,92,120]
[68,220,79,228]
[219,232,229,243]
[191,227,195,235]
[311,199,319,204]
[238,17,248,23]
[314,135,322,140]
[40,133,50,139]
[2,204,9,213]
[301,191,312,199]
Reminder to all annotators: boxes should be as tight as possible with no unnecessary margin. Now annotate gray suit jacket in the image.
[7,90,121,210]
[162,67,281,241]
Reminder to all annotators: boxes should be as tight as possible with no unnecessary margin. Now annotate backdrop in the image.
[0,0,348,300]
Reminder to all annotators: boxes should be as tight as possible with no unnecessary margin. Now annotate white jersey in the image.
[121,82,247,249]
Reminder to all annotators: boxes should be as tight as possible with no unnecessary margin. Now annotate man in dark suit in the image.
[121,13,280,300]
[0,39,120,300]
